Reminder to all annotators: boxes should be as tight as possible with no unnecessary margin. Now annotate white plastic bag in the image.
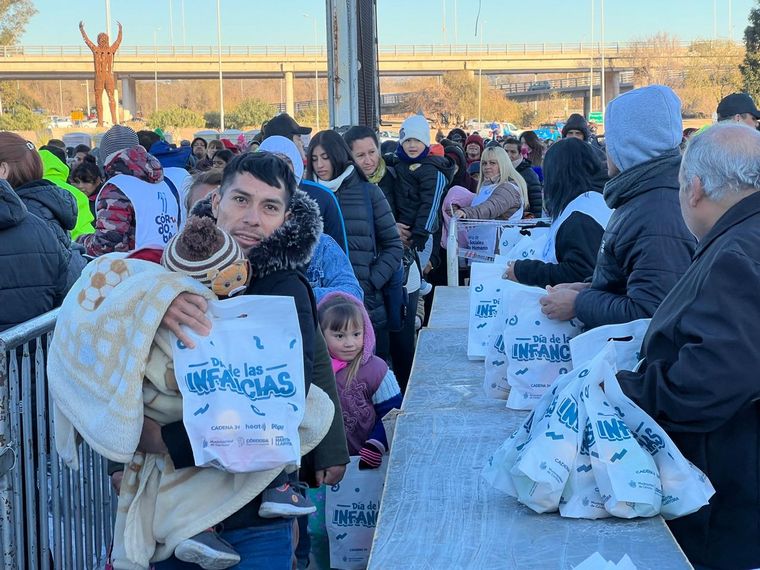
[506,346,613,514]
[499,226,550,258]
[326,457,388,570]
[502,231,550,263]
[468,262,507,360]
[604,368,715,520]
[172,295,305,473]
[482,409,537,496]
[584,354,662,518]
[570,319,651,371]
[559,415,611,520]
[510,374,584,513]
[502,283,581,410]
[483,331,510,399]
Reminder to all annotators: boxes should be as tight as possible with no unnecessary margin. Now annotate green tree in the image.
[204,111,221,129]
[147,106,203,129]
[0,105,44,130]
[741,1,760,100]
[227,98,277,129]
[0,0,37,45]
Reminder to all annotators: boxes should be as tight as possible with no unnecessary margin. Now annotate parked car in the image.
[527,80,552,92]
[47,116,73,129]
[502,122,524,138]
[378,130,399,143]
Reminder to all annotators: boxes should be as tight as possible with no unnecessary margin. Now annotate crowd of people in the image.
[2,83,760,570]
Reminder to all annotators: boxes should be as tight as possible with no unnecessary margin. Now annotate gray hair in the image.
[680,122,760,200]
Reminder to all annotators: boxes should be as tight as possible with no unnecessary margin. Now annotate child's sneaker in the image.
[174,529,240,570]
[259,482,316,518]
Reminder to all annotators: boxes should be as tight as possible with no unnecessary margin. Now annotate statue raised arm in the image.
[111,22,123,52]
[79,21,96,51]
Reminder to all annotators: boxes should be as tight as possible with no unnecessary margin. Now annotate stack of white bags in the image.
[481,333,715,520]
[466,228,714,521]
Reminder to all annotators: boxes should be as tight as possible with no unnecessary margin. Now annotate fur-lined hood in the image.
[190,189,322,278]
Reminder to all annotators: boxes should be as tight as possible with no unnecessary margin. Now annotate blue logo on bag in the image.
[184,357,296,402]
[631,422,666,455]
[595,417,632,442]
[511,334,572,363]
[557,395,579,433]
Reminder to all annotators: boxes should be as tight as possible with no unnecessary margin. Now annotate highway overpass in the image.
[0,42,700,116]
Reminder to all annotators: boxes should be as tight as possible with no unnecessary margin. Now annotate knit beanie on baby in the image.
[161,216,245,288]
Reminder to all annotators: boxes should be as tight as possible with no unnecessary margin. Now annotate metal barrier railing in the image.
[446,217,552,286]
[0,309,116,569]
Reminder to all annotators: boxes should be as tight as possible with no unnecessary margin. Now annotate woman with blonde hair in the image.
[452,145,527,220]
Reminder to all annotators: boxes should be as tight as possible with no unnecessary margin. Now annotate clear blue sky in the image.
[19,0,757,46]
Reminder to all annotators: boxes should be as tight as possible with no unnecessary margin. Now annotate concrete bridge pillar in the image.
[121,77,137,121]
[284,70,295,116]
[603,71,621,108]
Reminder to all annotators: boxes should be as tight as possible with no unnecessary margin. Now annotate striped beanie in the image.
[98,124,139,167]
[161,216,245,288]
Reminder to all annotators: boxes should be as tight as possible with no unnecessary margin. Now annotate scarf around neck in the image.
[396,144,430,163]
[317,164,355,192]
[368,158,387,185]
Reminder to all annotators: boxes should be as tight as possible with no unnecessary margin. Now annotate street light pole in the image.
[84,80,91,117]
[216,0,225,131]
[153,29,159,113]
[168,0,174,46]
[713,0,717,41]
[304,14,320,130]
[105,0,112,39]
[478,22,483,124]
[600,0,606,113]
[181,0,186,45]
[589,0,594,115]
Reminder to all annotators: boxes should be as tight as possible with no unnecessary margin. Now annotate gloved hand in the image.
[358,439,385,470]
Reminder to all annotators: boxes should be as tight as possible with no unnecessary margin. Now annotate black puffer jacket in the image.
[164,190,350,529]
[14,179,87,287]
[575,149,696,329]
[393,155,456,250]
[617,190,760,570]
[329,167,402,330]
[0,180,68,332]
[515,159,543,216]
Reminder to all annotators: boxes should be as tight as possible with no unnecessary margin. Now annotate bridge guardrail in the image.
[0,41,713,59]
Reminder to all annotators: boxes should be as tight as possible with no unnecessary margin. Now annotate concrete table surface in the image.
[369,298,691,570]
[427,286,469,328]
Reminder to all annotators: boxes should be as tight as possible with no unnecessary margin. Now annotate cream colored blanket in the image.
[48,254,333,568]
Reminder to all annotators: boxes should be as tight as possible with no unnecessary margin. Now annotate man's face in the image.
[565,129,585,140]
[465,143,481,161]
[350,137,380,177]
[212,172,289,255]
[401,138,425,159]
[192,140,206,159]
[504,143,521,163]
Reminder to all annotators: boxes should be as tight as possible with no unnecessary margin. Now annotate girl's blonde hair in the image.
[477,145,529,209]
[318,295,365,385]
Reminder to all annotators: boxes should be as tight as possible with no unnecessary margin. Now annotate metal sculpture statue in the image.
[79,20,123,126]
